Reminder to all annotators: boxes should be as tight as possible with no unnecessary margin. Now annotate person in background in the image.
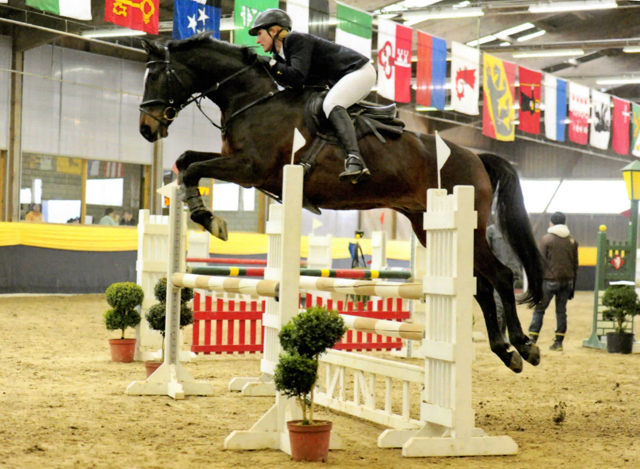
[119,210,136,226]
[486,223,523,343]
[99,207,118,226]
[25,203,43,222]
[528,211,579,352]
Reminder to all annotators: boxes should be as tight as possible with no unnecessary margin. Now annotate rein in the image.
[140,43,281,133]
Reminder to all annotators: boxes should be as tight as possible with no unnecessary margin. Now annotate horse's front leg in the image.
[178,150,265,241]
[177,150,229,241]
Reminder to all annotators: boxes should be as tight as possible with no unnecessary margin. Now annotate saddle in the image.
[300,91,405,178]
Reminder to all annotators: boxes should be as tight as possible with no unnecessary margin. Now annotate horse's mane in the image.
[165,32,257,64]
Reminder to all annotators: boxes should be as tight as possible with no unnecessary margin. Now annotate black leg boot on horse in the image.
[328,106,370,184]
[182,186,229,241]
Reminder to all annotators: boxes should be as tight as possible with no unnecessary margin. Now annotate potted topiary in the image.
[104,282,144,363]
[144,277,194,377]
[602,283,640,354]
[274,306,347,462]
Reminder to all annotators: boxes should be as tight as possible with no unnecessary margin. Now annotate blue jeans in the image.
[529,280,573,337]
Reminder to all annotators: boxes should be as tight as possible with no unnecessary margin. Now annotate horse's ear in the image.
[242,46,258,65]
[140,39,162,58]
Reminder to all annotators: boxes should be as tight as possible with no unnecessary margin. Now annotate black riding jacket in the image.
[270,32,370,89]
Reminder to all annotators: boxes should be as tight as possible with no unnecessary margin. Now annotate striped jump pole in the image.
[171,273,279,298]
[299,276,424,300]
[341,314,424,341]
[187,266,412,280]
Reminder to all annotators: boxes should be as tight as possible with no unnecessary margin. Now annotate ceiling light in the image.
[517,30,546,42]
[403,6,484,25]
[623,46,640,53]
[82,28,146,38]
[512,49,584,58]
[466,35,497,47]
[596,77,640,85]
[528,0,617,14]
[497,22,536,37]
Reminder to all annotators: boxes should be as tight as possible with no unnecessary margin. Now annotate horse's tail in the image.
[477,153,544,307]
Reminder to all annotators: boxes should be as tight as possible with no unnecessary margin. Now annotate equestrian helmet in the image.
[248,9,292,36]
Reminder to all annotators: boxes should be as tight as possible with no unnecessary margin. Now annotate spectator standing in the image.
[99,208,118,226]
[119,210,136,226]
[528,211,579,351]
[25,203,43,222]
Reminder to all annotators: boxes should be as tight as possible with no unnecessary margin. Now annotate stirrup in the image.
[339,156,370,184]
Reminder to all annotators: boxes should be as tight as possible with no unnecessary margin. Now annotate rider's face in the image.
[256,29,273,53]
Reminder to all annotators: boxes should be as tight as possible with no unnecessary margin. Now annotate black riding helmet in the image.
[248,9,292,36]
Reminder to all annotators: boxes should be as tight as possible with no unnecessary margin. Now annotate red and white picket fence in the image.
[191,293,410,355]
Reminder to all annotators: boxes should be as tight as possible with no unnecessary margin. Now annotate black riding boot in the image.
[327,106,370,184]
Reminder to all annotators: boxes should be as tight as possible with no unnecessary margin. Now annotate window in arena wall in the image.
[21,154,145,225]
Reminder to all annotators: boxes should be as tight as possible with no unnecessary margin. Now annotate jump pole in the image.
[126,182,215,399]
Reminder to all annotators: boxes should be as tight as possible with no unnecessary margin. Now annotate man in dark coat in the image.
[528,211,579,351]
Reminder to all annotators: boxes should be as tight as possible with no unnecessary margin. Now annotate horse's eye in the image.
[164,107,178,121]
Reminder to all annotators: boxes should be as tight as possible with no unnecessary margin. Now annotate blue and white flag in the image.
[173,0,221,40]
[544,74,567,142]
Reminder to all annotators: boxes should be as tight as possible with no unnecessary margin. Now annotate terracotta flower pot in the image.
[287,420,332,462]
[145,360,163,378]
[108,338,136,363]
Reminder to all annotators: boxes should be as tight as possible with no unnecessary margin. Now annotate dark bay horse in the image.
[138,33,545,373]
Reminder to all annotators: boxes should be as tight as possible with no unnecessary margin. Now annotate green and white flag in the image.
[26,0,91,20]
[233,0,278,47]
[335,2,372,59]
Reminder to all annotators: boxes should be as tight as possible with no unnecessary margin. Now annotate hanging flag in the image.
[105,0,159,34]
[590,90,611,150]
[544,74,567,142]
[287,0,329,38]
[482,53,516,141]
[104,162,124,178]
[632,103,640,157]
[233,0,278,46]
[376,19,412,104]
[26,0,91,20]
[451,42,479,116]
[416,31,447,110]
[173,0,221,40]
[518,67,541,135]
[335,2,372,58]
[612,98,630,156]
[57,157,82,175]
[568,81,589,145]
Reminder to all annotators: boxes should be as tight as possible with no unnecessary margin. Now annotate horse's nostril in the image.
[141,125,151,139]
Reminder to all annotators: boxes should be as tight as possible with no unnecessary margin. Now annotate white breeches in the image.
[322,62,377,118]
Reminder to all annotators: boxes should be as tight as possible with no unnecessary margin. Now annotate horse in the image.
[138,33,545,373]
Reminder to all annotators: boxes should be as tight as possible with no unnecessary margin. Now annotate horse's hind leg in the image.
[475,273,524,373]
[176,150,228,241]
[475,234,541,368]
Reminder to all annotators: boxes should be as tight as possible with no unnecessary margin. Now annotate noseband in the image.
[139,43,255,129]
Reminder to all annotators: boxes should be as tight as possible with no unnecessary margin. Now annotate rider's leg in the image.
[323,63,376,183]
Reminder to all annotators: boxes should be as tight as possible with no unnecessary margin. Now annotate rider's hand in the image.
[256,55,276,68]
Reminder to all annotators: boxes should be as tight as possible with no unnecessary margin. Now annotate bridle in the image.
[139,43,281,133]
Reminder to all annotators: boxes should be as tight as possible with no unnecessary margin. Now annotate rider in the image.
[249,8,376,184]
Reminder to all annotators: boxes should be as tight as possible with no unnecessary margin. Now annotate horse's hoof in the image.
[523,343,541,366]
[506,351,523,373]
[190,210,228,241]
[209,216,229,241]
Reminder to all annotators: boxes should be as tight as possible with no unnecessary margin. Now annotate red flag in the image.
[518,67,541,135]
[568,82,589,145]
[105,0,159,34]
[380,212,385,227]
[612,97,630,156]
